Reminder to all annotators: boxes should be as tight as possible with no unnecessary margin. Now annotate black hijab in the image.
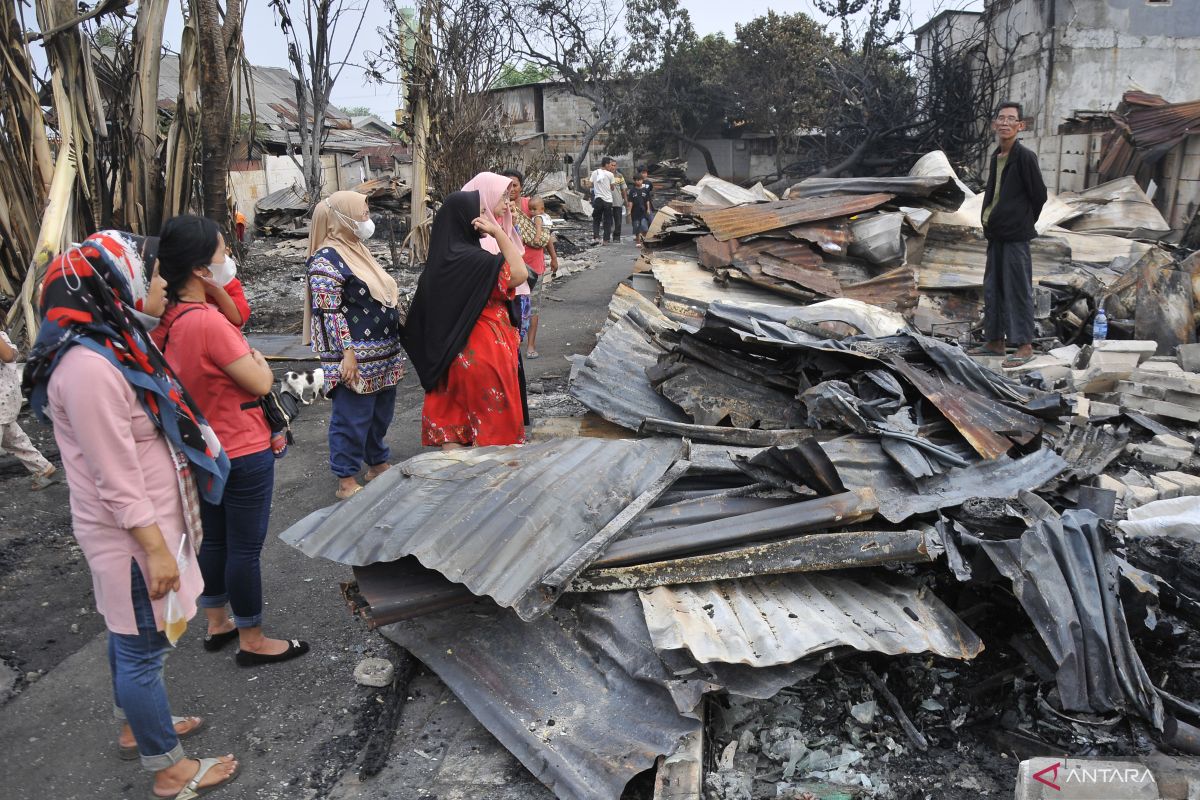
[402,191,505,391]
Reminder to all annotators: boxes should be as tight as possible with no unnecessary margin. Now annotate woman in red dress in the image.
[403,176,530,447]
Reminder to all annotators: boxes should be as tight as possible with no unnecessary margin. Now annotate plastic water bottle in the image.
[1092,307,1108,341]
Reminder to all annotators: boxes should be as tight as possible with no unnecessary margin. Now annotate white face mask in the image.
[329,200,374,241]
[209,255,237,287]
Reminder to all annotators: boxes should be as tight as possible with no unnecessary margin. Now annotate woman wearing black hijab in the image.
[403,189,529,447]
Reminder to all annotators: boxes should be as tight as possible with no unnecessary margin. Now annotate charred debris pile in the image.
[280,152,1200,800]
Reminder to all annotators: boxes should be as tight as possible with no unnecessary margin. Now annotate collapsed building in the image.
[280,149,1200,799]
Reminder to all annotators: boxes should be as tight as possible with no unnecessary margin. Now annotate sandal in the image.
[525,349,540,359]
[1002,353,1036,368]
[120,716,205,760]
[335,483,363,500]
[150,756,239,799]
[364,464,391,483]
[30,467,59,491]
[966,345,1004,357]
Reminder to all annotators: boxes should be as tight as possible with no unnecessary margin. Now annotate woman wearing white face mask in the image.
[303,190,405,500]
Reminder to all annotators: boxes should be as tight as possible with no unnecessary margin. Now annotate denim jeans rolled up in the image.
[109,560,185,771]
[328,384,397,478]
[198,447,275,628]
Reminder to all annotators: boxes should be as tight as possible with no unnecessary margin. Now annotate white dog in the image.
[281,367,326,405]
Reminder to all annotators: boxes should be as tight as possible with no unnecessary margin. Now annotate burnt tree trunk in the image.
[193,0,242,233]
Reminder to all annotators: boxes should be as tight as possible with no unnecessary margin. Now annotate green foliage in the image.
[342,105,374,116]
[492,62,555,89]
[733,12,835,149]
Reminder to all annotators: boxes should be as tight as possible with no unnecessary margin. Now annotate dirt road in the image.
[0,237,637,800]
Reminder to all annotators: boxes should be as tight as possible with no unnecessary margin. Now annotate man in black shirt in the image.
[977,101,1047,368]
[627,174,655,247]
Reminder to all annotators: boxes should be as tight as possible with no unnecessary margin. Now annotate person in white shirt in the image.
[588,156,617,244]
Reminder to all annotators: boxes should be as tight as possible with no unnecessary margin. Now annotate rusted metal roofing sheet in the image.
[698,193,895,242]
[841,266,918,312]
[650,251,796,316]
[787,175,966,211]
[638,572,984,668]
[889,357,1042,459]
[279,437,684,621]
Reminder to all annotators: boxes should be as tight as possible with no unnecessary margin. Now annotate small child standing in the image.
[0,330,58,489]
[627,174,654,247]
[524,196,558,359]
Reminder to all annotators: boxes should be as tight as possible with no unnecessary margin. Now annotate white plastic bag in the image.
[1118,495,1200,541]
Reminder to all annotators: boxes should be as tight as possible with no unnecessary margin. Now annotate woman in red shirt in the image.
[151,215,309,667]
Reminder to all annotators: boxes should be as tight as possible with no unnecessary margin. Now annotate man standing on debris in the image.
[589,156,617,244]
[977,101,1047,368]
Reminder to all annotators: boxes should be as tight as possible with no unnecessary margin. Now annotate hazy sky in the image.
[152,0,984,118]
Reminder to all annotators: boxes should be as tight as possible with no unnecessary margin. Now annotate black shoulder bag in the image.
[161,305,299,444]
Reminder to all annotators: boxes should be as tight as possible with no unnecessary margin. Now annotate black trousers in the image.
[983,239,1035,345]
[592,198,613,241]
[610,205,624,241]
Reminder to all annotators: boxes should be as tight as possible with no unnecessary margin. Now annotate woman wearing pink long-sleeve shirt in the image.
[23,231,240,800]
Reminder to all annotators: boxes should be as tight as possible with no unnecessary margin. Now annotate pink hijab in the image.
[460,172,514,255]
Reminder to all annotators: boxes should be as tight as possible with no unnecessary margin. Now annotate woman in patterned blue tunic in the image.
[303,191,405,500]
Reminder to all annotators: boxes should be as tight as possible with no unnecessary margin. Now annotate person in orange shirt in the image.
[234,211,247,244]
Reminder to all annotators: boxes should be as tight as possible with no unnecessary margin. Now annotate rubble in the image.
[279,150,1200,800]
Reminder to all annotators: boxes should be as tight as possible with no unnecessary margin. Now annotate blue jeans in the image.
[198,447,275,628]
[328,385,396,478]
[109,561,185,771]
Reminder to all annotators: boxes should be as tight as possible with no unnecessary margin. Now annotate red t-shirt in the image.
[225,278,251,328]
[151,302,271,459]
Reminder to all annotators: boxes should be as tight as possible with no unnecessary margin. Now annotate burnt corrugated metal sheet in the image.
[378,591,818,800]
[638,572,983,668]
[698,193,895,242]
[945,505,1163,726]
[917,225,1072,289]
[279,437,684,621]
[569,304,689,431]
[821,435,1067,523]
[255,183,308,213]
[787,175,966,211]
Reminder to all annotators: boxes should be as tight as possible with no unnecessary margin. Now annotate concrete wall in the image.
[986,0,1200,137]
[542,86,596,137]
